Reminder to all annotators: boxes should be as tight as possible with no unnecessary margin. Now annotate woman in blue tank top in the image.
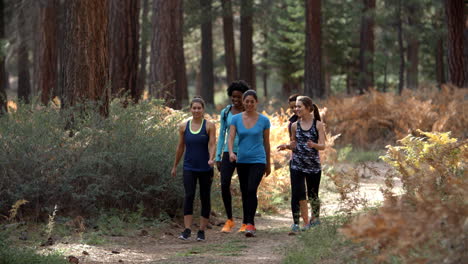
[171,96,216,241]
[228,90,271,237]
[290,96,326,230]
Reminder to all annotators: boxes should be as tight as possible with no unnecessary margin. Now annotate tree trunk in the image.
[151,0,182,109]
[240,0,254,89]
[200,0,214,105]
[0,0,6,114]
[174,0,188,104]
[221,0,237,85]
[444,0,465,87]
[405,1,419,90]
[17,3,31,104]
[38,0,58,105]
[358,0,375,94]
[397,0,404,95]
[435,37,445,88]
[464,4,468,87]
[60,0,110,117]
[137,0,150,101]
[304,0,324,98]
[109,0,139,102]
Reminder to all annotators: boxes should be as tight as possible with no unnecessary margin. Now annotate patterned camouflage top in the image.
[291,119,321,173]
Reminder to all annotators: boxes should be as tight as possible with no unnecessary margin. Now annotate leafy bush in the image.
[0,100,185,219]
[340,131,467,263]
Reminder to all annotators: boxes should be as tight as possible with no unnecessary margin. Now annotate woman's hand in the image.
[307,140,316,149]
[264,164,271,177]
[229,152,237,162]
[277,144,288,151]
[171,167,177,177]
[208,159,215,167]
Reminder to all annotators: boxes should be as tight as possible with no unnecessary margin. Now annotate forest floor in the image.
[27,162,401,264]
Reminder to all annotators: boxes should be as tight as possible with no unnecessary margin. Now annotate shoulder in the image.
[291,121,298,129]
[179,120,188,132]
[259,113,271,124]
[316,120,324,129]
[205,119,216,129]
[231,112,241,122]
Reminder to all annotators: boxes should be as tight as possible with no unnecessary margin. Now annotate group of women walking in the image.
[171,81,326,241]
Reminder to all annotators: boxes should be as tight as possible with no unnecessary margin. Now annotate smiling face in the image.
[295,100,311,118]
[190,102,204,118]
[243,95,258,112]
[289,100,297,115]
[231,90,243,108]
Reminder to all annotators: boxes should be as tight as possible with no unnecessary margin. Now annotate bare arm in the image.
[263,128,271,177]
[228,124,237,162]
[307,121,326,150]
[207,121,216,167]
[171,122,186,177]
[290,122,298,150]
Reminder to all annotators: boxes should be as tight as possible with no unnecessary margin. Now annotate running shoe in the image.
[301,223,312,231]
[245,224,256,237]
[238,223,247,233]
[290,224,300,232]
[178,228,191,240]
[196,230,205,241]
[221,219,235,233]
[310,218,321,227]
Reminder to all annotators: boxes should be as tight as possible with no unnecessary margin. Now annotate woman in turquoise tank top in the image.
[171,96,216,241]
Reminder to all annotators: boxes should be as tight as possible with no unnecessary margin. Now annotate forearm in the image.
[173,146,184,168]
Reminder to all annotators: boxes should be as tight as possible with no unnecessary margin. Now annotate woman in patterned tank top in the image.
[289,96,326,230]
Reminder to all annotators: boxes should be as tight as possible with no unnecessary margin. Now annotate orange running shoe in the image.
[245,224,256,237]
[221,219,235,233]
[238,223,247,233]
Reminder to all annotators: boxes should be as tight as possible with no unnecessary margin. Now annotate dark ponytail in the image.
[312,104,321,122]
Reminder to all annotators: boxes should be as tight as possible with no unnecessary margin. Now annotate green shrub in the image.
[0,100,185,219]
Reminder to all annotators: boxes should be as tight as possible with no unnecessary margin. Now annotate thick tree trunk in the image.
[174,0,188,104]
[200,0,214,105]
[109,0,139,102]
[137,0,150,101]
[406,2,419,90]
[435,37,446,88]
[17,4,31,103]
[38,0,58,105]
[358,0,375,94]
[60,0,110,117]
[444,0,465,87]
[151,0,183,109]
[240,0,254,89]
[0,0,6,114]
[221,0,237,85]
[304,0,324,98]
[397,0,404,94]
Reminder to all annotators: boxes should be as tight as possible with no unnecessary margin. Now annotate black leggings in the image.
[183,169,213,218]
[220,152,237,219]
[237,163,265,225]
[290,169,321,224]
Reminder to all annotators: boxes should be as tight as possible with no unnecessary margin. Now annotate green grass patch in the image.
[0,238,66,264]
[337,145,383,163]
[283,215,364,264]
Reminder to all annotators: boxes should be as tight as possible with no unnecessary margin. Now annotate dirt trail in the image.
[45,162,400,264]
[49,214,295,264]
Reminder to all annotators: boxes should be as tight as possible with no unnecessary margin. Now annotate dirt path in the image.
[43,162,401,264]
[48,214,295,264]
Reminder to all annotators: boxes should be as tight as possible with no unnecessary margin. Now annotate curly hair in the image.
[227,80,250,96]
